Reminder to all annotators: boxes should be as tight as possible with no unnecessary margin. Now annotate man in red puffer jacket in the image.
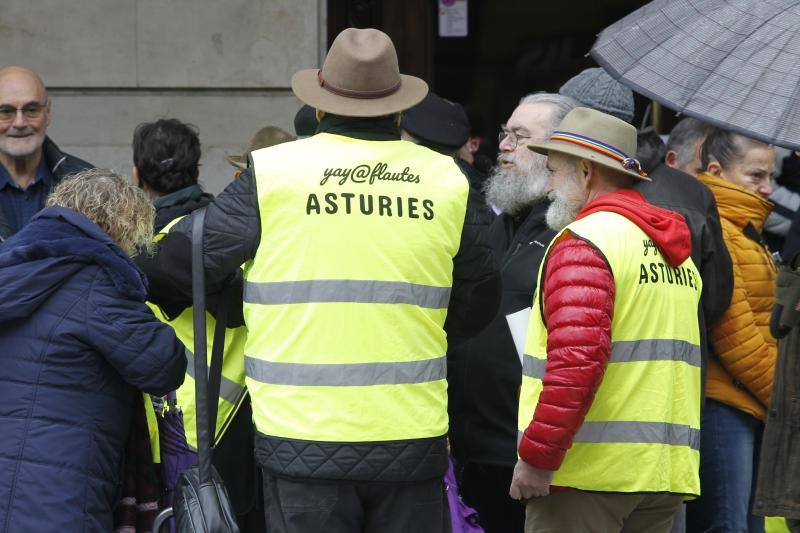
[510,107,703,533]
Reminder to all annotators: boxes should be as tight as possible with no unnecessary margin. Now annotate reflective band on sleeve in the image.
[244,279,451,308]
[244,355,447,386]
[518,421,700,451]
[611,339,701,367]
[185,349,247,406]
[522,354,546,380]
[574,421,701,450]
[521,339,700,380]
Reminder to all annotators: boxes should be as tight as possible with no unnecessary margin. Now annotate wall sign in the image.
[439,0,468,38]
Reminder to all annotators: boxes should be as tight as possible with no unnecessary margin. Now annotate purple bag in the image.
[445,458,484,533]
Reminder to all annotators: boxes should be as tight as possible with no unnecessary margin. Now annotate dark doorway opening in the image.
[327,1,655,159]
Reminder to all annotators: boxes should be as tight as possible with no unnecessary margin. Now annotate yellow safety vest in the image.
[243,133,468,444]
[146,217,249,451]
[518,210,703,495]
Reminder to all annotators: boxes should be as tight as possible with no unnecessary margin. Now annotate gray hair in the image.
[518,92,579,135]
[47,168,155,255]
[666,118,714,168]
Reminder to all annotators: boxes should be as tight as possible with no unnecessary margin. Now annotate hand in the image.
[509,459,554,502]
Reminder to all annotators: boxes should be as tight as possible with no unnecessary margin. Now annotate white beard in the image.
[545,190,584,231]
[484,154,548,215]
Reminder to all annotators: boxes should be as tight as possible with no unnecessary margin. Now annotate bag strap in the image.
[207,286,229,446]
[191,208,213,484]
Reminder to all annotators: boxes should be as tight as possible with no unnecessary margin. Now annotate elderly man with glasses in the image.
[0,65,91,240]
[447,92,576,533]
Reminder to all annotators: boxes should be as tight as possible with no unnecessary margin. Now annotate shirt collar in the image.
[0,154,52,191]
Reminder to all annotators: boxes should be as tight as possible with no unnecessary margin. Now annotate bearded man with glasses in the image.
[447,92,576,533]
[0,66,91,240]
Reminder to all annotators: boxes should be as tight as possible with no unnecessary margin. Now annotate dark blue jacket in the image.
[0,206,186,532]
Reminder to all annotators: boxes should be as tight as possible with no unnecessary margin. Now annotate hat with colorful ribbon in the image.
[527,107,650,181]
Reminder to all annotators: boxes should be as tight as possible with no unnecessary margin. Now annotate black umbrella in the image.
[591,0,800,149]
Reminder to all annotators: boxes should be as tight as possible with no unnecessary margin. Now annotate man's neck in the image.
[586,184,622,205]
[0,150,43,190]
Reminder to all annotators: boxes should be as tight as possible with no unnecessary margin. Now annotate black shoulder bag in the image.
[155,208,240,532]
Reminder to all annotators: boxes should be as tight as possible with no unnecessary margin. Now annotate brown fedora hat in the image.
[226,126,296,169]
[292,28,428,117]
[528,107,651,181]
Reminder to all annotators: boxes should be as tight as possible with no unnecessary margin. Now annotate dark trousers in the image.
[459,462,524,533]
[261,471,450,533]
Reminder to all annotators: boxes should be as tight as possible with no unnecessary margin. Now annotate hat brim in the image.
[527,139,651,181]
[291,69,429,118]
[226,154,247,169]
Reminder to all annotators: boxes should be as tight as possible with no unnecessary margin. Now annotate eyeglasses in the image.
[498,127,532,150]
[0,103,47,123]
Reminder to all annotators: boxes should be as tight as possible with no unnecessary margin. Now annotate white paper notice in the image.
[506,307,532,365]
[438,0,468,37]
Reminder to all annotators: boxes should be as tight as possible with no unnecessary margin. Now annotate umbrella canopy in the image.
[591,0,800,150]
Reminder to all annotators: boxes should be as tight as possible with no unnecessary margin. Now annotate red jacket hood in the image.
[575,189,691,267]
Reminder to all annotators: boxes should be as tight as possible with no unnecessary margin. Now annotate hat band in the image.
[317,70,401,100]
[549,131,647,177]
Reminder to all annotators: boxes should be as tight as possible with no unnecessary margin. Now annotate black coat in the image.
[0,137,93,241]
[448,199,555,467]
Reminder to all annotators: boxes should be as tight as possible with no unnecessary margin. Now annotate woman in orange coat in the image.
[686,129,777,533]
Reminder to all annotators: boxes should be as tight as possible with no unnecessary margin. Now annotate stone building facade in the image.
[1,0,326,193]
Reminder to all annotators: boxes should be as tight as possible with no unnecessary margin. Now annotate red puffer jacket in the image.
[518,189,692,471]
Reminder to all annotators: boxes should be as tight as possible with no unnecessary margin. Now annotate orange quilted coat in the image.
[698,172,777,420]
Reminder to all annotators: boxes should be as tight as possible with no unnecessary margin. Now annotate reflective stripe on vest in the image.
[244,279,451,308]
[186,348,247,405]
[522,339,702,379]
[518,421,701,450]
[244,354,446,386]
[517,210,702,495]
[243,134,468,443]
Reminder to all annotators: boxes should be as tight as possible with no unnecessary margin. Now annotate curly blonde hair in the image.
[47,168,155,255]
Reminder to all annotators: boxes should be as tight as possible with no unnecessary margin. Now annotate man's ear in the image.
[706,160,723,177]
[579,159,593,190]
[665,150,678,167]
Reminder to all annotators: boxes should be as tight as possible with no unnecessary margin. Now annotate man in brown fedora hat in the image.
[138,27,498,533]
[511,107,703,533]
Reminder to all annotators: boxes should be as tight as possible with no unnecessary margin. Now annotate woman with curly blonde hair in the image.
[0,168,186,532]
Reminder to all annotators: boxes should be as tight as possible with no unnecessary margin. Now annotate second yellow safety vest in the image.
[518,210,703,495]
[147,217,249,451]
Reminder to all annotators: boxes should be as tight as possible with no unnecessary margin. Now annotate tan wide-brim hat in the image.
[292,28,428,118]
[528,107,651,181]
[226,126,296,169]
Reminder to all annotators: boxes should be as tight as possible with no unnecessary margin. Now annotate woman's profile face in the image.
[719,144,775,200]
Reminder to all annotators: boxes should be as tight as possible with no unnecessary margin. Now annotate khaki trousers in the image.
[525,491,683,533]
